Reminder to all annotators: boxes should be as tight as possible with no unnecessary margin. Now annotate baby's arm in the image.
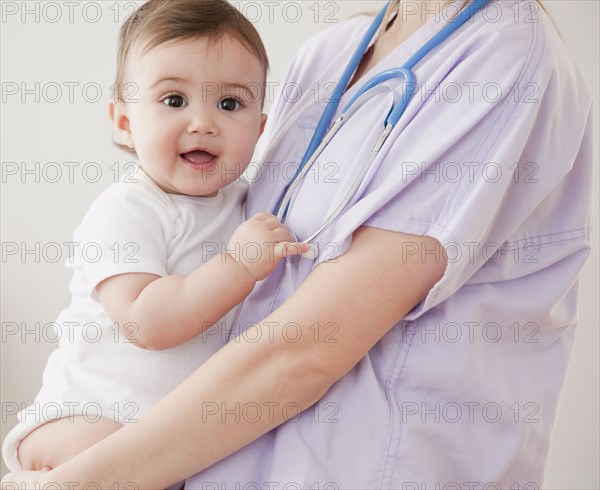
[96,213,308,351]
[17,416,122,471]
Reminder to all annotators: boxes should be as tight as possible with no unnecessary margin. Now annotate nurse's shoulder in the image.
[470,0,591,101]
[284,15,372,85]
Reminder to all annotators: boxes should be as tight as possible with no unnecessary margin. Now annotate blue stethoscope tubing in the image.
[274,0,491,247]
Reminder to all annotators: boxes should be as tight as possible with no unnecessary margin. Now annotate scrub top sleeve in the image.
[73,183,169,301]
[316,19,592,321]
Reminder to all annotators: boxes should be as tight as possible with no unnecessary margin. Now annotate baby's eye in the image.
[219,98,242,112]
[161,95,187,108]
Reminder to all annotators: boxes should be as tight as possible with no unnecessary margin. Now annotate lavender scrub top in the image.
[186,1,593,488]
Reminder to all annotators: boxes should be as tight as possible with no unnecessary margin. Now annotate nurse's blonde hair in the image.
[375,0,556,40]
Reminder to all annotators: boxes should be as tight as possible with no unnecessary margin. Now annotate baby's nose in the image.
[187,111,218,135]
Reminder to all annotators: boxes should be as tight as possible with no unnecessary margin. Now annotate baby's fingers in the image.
[273,242,311,258]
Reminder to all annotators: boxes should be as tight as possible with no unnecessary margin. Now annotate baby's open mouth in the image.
[181,150,217,165]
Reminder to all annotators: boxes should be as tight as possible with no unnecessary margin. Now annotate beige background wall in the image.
[1,1,598,487]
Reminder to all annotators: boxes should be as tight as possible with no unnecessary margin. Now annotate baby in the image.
[2,0,306,475]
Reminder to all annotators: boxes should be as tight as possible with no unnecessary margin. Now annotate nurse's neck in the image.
[385,0,454,47]
[348,0,452,91]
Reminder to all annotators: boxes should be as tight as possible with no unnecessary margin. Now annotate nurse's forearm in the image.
[38,323,331,489]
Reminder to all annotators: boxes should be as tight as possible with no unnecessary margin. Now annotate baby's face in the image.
[111,35,267,196]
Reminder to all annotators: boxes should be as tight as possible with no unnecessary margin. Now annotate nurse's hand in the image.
[227,212,309,281]
[1,467,51,489]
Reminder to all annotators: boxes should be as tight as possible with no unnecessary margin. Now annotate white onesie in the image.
[2,168,247,471]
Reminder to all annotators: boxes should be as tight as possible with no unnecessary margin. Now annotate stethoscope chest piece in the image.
[301,243,319,260]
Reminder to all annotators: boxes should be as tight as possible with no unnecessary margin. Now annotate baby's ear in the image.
[109,101,134,149]
[259,113,268,137]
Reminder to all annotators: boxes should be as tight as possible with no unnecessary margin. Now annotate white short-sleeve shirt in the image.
[2,168,247,471]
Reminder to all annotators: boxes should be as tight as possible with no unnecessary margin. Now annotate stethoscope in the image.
[274,0,490,258]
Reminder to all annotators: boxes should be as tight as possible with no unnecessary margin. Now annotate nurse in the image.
[2,0,593,488]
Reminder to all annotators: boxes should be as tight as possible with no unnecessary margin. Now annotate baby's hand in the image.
[227,212,309,281]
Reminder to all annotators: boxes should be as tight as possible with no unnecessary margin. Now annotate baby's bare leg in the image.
[17,415,123,470]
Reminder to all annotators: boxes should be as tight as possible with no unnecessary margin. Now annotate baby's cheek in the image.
[242,128,262,157]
